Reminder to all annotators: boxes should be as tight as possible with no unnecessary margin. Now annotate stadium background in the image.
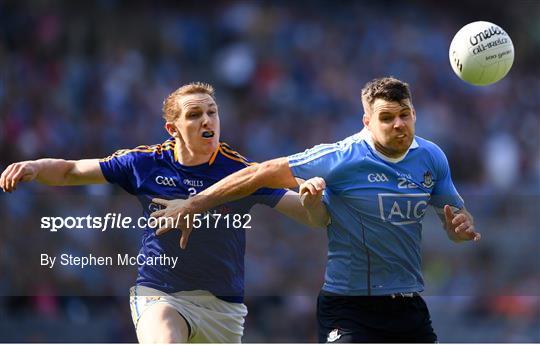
[0,0,538,342]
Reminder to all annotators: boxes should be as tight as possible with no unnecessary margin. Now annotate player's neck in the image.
[360,128,413,163]
[175,144,213,166]
[374,141,405,159]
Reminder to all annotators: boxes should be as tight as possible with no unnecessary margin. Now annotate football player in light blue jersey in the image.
[0,82,329,343]
[154,77,481,343]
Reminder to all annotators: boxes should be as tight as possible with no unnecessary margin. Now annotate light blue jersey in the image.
[288,129,464,296]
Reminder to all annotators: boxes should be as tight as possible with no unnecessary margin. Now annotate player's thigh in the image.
[136,302,189,343]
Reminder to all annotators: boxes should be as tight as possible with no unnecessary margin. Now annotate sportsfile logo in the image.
[41,212,252,232]
[377,193,429,225]
[155,176,177,187]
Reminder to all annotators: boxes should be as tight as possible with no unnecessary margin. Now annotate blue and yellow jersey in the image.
[100,138,286,302]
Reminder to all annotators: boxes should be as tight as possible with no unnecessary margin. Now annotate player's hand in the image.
[444,205,481,242]
[150,198,193,249]
[299,177,326,209]
[0,161,39,193]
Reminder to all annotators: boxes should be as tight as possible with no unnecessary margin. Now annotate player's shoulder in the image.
[289,132,367,163]
[213,142,254,168]
[413,135,449,168]
[100,138,176,163]
[334,132,371,157]
[345,130,372,149]
[414,136,446,156]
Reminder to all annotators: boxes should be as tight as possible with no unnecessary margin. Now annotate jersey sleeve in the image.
[99,150,139,194]
[218,143,288,208]
[252,187,288,208]
[287,143,345,183]
[429,146,464,210]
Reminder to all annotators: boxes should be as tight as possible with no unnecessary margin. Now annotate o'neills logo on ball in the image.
[469,26,506,46]
[468,25,510,56]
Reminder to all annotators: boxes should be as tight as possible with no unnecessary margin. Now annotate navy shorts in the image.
[317,290,437,343]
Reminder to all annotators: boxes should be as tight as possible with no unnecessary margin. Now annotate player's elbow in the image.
[250,162,273,190]
[254,158,295,189]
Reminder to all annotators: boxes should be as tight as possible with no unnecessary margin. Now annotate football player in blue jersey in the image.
[153,77,481,343]
[0,82,329,343]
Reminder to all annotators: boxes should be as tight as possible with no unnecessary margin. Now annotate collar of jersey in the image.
[173,140,220,167]
[358,127,418,164]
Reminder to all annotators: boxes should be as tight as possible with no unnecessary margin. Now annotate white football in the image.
[449,21,514,86]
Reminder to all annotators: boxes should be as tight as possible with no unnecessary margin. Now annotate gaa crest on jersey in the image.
[155,175,177,187]
[327,329,342,342]
[422,171,434,188]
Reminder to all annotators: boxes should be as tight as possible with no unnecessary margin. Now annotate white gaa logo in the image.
[368,173,389,183]
[155,176,177,187]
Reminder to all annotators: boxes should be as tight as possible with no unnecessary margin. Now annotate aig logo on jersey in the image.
[368,173,389,183]
[378,193,430,225]
[155,176,177,187]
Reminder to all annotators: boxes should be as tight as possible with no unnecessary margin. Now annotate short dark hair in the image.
[361,77,412,113]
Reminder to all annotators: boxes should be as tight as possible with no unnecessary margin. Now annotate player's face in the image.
[363,98,416,158]
[171,93,220,156]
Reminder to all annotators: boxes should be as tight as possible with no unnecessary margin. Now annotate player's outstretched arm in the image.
[0,159,106,192]
[440,205,481,243]
[274,177,330,229]
[151,157,297,248]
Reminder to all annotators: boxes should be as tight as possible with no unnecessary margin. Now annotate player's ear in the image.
[165,122,179,137]
[362,113,370,127]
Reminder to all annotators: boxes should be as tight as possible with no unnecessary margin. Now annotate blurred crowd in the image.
[0,0,538,342]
